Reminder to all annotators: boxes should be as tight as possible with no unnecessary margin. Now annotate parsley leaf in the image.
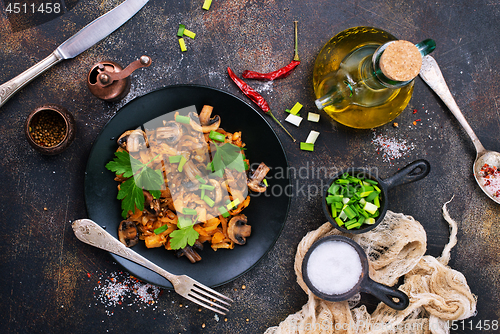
[207,142,246,177]
[169,225,199,250]
[106,150,164,218]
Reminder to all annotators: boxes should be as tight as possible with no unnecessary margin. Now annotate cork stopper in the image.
[379,40,422,81]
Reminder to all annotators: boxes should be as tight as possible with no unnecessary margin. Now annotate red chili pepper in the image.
[241,21,300,81]
[242,60,300,81]
[227,67,296,142]
[227,67,270,112]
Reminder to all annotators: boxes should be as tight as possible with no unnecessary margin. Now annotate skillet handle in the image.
[383,159,430,190]
[362,278,410,310]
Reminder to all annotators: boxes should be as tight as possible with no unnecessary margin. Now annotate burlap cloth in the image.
[264,199,476,334]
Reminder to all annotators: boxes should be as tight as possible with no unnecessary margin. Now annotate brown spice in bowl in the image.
[28,109,67,147]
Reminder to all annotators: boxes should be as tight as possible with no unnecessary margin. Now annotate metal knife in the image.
[0,0,149,108]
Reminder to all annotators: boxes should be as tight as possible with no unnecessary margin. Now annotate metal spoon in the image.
[420,55,500,204]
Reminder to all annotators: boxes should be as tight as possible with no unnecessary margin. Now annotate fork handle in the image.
[72,219,180,285]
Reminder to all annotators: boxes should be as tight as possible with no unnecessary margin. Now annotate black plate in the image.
[84,84,291,288]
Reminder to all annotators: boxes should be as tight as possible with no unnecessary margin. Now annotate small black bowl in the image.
[323,160,430,234]
[302,235,409,310]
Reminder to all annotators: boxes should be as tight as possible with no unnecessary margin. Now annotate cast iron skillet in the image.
[84,84,291,288]
[322,159,430,234]
[302,235,409,310]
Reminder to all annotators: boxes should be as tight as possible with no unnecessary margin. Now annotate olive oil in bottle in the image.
[313,27,435,129]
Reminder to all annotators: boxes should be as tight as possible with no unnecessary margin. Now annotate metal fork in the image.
[72,219,232,314]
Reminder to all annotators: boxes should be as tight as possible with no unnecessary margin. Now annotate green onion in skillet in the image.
[325,173,382,230]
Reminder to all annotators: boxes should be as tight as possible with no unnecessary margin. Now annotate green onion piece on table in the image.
[177,24,186,37]
[300,142,314,151]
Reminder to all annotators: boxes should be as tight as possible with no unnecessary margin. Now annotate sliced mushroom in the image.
[183,160,202,183]
[227,214,251,245]
[156,121,183,146]
[208,179,223,204]
[175,241,204,263]
[189,111,221,133]
[247,162,270,193]
[118,220,139,247]
[199,105,214,125]
[117,129,148,152]
[143,190,160,215]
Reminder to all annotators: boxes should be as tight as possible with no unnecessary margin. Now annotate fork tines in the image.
[187,283,233,315]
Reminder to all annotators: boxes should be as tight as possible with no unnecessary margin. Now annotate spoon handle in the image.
[419,55,486,156]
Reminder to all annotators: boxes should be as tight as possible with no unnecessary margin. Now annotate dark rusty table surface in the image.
[1,0,499,333]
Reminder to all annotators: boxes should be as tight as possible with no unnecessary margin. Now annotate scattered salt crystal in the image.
[92,271,162,317]
[371,132,415,163]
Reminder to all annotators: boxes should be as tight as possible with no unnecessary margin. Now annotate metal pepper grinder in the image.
[87,55,152,102]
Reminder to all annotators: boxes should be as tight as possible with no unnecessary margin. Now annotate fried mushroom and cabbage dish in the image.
[106,105,270,263]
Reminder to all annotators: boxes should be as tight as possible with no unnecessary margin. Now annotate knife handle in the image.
[0,51,63,109]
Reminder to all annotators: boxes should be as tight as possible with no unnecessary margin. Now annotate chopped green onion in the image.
[169,155,182,163]
[178,37,187,52]
[218,206,230,218]
[359,191,373,198]
[364,179,378,185]
[203,195,215,207]
[199,184,215,191]
[326,195,343,204]
[175,114,190,124]
[202,0,212,10]
[307,112,320,122]
[227,199,240,210]
[343,206,357,220]
[195,175,206,183]
[209,130,226,142]
[177,24,186,37]
[285,113,303,127]
[178,155,187,172]
[154,224,169,234]
[330,205,337,218]
[363,202,378,215]
[335,217,344,227]
[365,191,379,202]
[201,188,205,199]
[305,130,320,144]
[328,184,341,195]
[300,142,314,151]
[290,102,303,115]
[182,208,198,215]
[365,217,376,225]
[326,173,382,229]
[183,29,196,39]
[346,221,363,230]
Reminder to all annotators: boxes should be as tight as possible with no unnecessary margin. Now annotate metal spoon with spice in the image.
[420,55,500,204]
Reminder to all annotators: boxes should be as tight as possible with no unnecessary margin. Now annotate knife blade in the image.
[0,0,149,108]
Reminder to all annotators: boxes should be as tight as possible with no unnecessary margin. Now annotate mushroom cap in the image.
[247,162,270,193]
[118,220,139,247]
[189,111,221,133]
[117,129,148,152]
[156,121,183,145]
[227,214,251,245]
